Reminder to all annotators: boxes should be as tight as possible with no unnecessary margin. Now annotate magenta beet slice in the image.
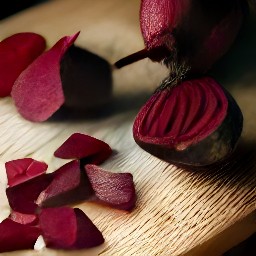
[9,211,38,225]
[11,32,80,122]
[6,173,53,214]
[85,164,136,211]
[37,160,93,207]
[0,218,40,252]
[133,77,243,166]
[0,32,46,97]
[5,158,48,187]
[39,207,104,249]
[54,133,112,165]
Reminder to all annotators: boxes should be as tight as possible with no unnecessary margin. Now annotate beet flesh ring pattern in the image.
[133,77,243,167]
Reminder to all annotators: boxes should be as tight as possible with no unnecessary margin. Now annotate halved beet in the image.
[0,32,46,97]
[133,76,243,166]
[36,160,93,207]
[85,164,136,211]
[11,32,80,122]
[0,218,40,252]
[6,173,53,214]
[54,133,112,165]
[9,211,38,225]
[38,207,104,249]
[5,158,48,187]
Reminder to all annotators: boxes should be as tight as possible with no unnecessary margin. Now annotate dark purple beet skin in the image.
[133,77,243,167]
[85,164,136,211]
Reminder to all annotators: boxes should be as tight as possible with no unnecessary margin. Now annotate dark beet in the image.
[37,160,93,207]
[11,32,79,122]
[133,76,243,167]
[9,211,38,225]
[5,158,48,187]
[85,164,136,211]
[54,133,112,165]
[38,207,104,249]
[0,32,46,97]
[0,218,40,252]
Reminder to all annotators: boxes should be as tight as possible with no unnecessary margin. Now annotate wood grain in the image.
[0,0,256,255]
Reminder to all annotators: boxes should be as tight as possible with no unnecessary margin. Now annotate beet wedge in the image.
[85,164,136,211]
[9,211,38,226]
[5,158,48,187]
[36,160,93,207]
[0,218,40,252]
[0,32,46,97]
[54,133,112,165]
[39,207,104,249]
[11,32,80,122]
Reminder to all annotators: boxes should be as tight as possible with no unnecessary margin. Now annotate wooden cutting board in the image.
[0,0,256,255]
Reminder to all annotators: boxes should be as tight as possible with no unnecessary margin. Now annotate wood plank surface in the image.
[0,0,256,255]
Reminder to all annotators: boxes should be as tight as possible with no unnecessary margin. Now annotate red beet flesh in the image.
[0,218,40,252]
[39,207,104,249]
[85,164,136,210]
[133,77,243,166]
[11,32,80,122]
[0,32,46,97]
[5,158,48,187]
[9,211,38,225]
[54,133,112,165]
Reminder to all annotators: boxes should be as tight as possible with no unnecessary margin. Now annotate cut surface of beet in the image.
[0,32,46,97]
[37,160,93,207]
[9,211,38,225]
[39,207,104,249]
[0,218,40,252]
[85,164,136,211]
[5,158,48,187]
[54,133,112,164]
[11,32,80,122]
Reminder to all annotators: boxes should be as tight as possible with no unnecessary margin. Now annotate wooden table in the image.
[0,0,256,255]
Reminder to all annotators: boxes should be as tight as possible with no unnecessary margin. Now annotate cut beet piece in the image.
[85,164,136,211]
[6,173,53,214]
[9,211,38,225]
[0,218,40,252]
[54,133,112,165]
[11,32,80,122]
[39,207,104,249]
[0,32,46,97]
[133,76,243,166]
[37,160,93,207]
[5,158,48,187]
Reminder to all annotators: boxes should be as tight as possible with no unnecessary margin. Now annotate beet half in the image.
[133,77,243,167]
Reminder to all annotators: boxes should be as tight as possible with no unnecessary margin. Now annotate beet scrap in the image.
[9,211,38,225]
[85,164,136,211]
[0,32,46,97]
[37,160,93,207]
[5,158,48,187]
[11,32,80,122]
[0,218,40,252]
[39,207,104,250]
[54,133,112,165]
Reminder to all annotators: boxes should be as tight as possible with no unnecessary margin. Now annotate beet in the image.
[0,32,46,97]
[38,207,104,249]
[133,76,243,167]
[9,211,38,225]
[5,158,48,187]
[37,160,93,207]
[11,32,80,122]
[85,164,136,211]
[54,133,112,165]
[0,218,40,252]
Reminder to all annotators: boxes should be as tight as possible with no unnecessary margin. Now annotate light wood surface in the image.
[0,0,256,255]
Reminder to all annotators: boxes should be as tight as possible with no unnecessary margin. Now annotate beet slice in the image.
[0,218,40,252]
[0,32,46,97]
[37,160,93,207]
[39,207,104,249]
[6,173,53,214]
[11,32,80,122]
[9,211,38,225]
[5,158,48,187]
[85,164,136,211]
[54,133,112,165]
